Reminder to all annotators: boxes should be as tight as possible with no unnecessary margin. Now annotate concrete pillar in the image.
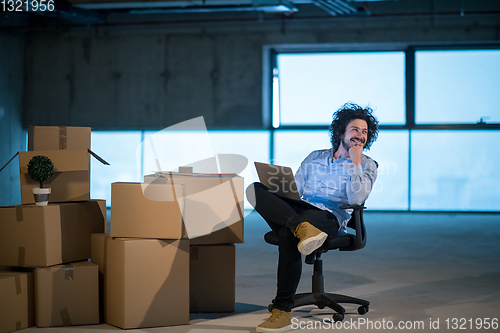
[0,34,26,206]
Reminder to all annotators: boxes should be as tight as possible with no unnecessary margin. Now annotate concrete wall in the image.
[23,32,263,130]
[0,34,26,206]
[22,14,500,131]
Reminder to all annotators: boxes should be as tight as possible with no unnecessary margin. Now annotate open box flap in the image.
[0,149,109,174]
[0,152,20,173]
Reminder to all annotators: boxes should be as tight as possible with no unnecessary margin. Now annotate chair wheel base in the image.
[358,305,369,315]
[333,313,344,322]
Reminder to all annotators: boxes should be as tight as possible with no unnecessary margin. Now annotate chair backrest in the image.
[339,204,367,252]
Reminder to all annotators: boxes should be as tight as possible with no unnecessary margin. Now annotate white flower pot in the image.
[33,188,51,206]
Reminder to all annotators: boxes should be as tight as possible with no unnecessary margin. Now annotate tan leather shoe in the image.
[256,308,292,332]
[294,222,328,255]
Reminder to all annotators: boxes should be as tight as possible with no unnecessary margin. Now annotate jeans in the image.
[246,182,339,312]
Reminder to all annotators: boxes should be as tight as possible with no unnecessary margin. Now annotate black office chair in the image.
[264,204,369,322]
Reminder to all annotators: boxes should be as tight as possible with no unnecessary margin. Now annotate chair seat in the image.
[264,231,355,251]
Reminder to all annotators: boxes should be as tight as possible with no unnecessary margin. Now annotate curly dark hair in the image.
[329,102,379,152]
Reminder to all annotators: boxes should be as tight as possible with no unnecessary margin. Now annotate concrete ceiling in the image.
[2,0,500,29]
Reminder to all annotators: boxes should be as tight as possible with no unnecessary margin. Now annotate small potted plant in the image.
[27,155,54,206]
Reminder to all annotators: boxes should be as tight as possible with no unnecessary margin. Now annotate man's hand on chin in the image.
[349,143,363,166]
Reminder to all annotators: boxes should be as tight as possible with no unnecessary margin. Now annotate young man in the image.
[247,102,379,333]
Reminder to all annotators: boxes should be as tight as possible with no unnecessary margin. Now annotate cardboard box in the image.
[0,149,108,205]
[18,149,108,204]
[106,237,189,329]
[110,182,185,239]
[121,173,244,244]
[34,261,99,327]
[0,200,106,267]
[0,272,34,333]
[190,244,235,313]
[163,172,244,245]
[28,126,91,151]
[90,233,109,323]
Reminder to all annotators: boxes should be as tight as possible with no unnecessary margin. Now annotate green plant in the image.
[27,155,54,188]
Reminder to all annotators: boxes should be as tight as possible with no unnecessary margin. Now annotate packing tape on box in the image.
[65,265,74,280]
[60,307,72,326]
[15,275,22,295]
[16,206,23,222]
[18,247,25,266]
[59,126,67,150]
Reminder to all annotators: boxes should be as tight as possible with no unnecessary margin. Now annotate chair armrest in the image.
[339,204,367,251]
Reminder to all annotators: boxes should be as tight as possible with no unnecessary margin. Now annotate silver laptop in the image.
[254,161,303,201]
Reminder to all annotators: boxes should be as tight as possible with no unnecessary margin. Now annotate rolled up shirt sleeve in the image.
[347,158,378,205]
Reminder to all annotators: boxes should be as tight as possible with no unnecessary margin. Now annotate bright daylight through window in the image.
[273,48,500,211]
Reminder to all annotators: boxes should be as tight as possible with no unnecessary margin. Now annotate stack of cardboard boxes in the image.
[1,126,246,332]
[0,126,107,333]
[91,168,245,329]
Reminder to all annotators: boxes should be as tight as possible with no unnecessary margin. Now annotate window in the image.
[90,131,143,207]
[416,49,500,124]
[277,52,406,126]
[91,130,269,209]
[142,130,217,175]
[208,131,270,201]
[411,131,500,211]
[271,46,500,212]
[365,130,409,210]
[274,131,328,173]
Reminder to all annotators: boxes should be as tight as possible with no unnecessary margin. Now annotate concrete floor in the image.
[21,210,500,333]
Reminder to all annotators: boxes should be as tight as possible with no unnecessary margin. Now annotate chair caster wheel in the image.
[358,305,369,315]
[317,304,325,309]
[333,313,344,322]
[267,304,273,312]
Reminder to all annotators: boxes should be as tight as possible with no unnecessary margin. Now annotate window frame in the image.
[266,43,500,212]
